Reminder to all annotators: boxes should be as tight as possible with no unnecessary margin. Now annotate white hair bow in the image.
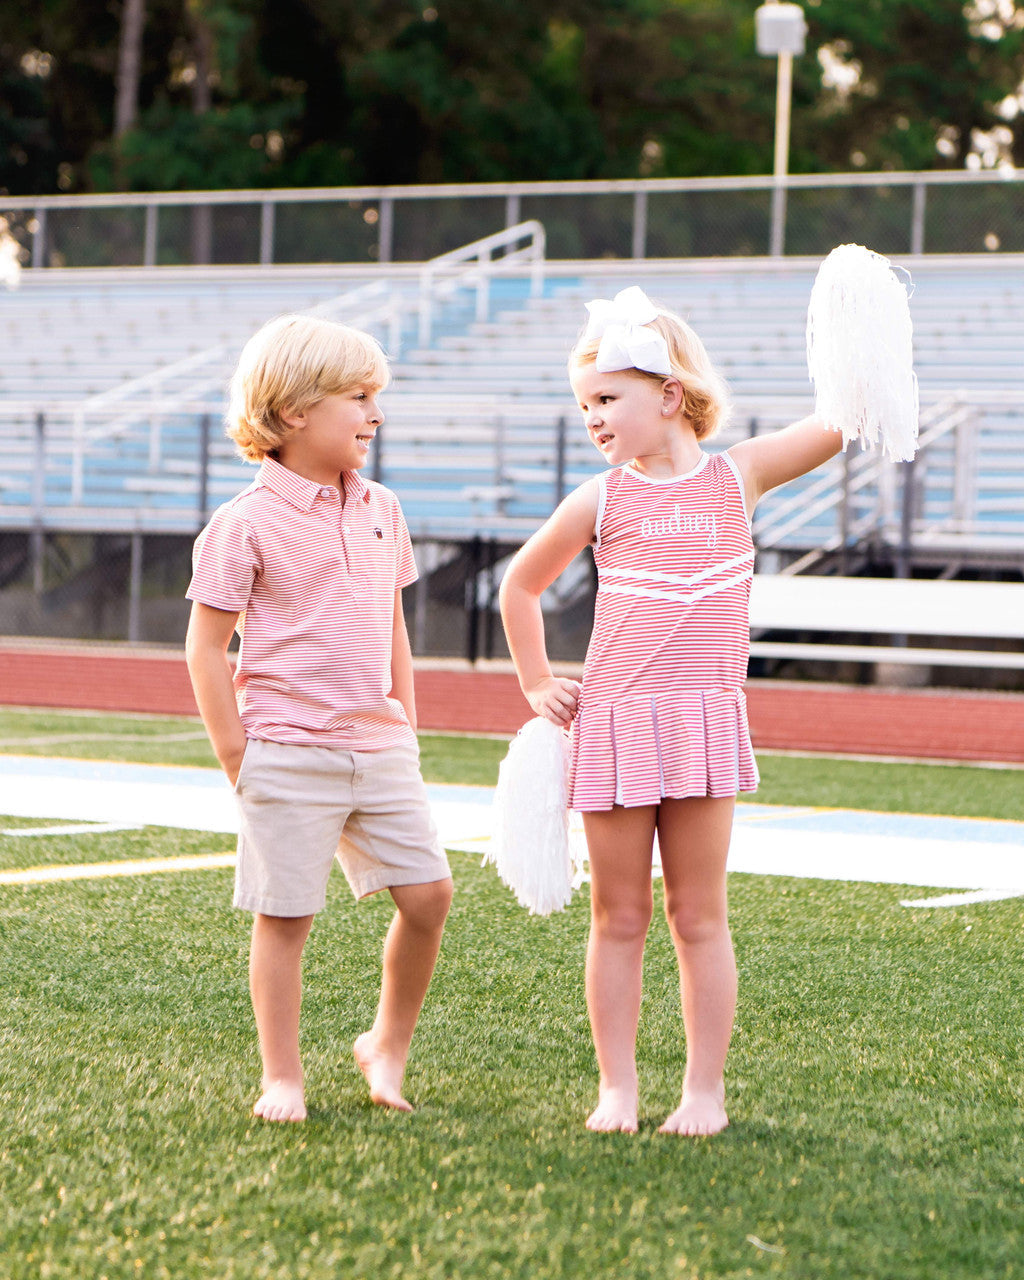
[583,285,672,376]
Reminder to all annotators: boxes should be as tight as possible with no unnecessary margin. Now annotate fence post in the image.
[769,181,787,257]
[197,412,211,527]
[31,411,46,522]
[378,197,394,263]
[413,540,433,653]
[143,204,158,267]
[465,535,482,663]
[259,201,275,265]
[494,415,507,509]
[31,412,46,593]
[191,204,213,265]
[910,182,926,256]
[483,540,497,659]
[32,207,47,268]
[895,457,916,580]
[554,415,567,507]
[128,531,143,643]
[632,190,648,260]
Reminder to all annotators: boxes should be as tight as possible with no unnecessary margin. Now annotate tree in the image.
[797,0,1024,173]
[5,0,1024,196]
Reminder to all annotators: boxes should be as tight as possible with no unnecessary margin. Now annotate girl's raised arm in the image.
[499,478,600,726]
[728,412,844,515]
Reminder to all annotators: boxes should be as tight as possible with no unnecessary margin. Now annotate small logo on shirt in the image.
[373,527,383,539]
[640,506,717,548]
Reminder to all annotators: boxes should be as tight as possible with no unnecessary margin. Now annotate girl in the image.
[499,286,842,1136]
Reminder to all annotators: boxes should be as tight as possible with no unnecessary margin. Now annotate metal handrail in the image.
[416,221,545,345]
[752,396,980,555]
[65,223,547,501]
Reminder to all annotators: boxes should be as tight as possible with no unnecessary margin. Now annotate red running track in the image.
[1,642,1022,765]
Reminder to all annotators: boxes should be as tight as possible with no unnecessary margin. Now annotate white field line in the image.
[899,888,1024,908]
[2,760,1022,904]
[1,822,144,838]
[0,852,235,886]
[0,731,209,748]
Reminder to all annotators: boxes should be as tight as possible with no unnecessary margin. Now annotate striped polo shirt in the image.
[187,456,418,750]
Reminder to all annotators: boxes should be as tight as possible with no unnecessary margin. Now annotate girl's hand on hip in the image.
[526,677,581,727]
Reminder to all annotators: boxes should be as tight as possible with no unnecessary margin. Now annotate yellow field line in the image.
[0,852,235,886]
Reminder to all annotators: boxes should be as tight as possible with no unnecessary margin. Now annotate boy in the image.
[185,314,452,1123]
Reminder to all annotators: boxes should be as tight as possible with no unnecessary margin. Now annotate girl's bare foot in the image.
[586,1083,639,1133]
[254,1078,306,1123]
[353,1032,413,1112]
[658,1086,728,1136]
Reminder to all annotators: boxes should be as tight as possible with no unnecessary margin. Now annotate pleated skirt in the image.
[567,687,759,811]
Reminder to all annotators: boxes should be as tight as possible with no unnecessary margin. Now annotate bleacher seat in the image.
[1,255,1023,568]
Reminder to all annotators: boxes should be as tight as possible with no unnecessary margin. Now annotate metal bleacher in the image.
[2,243,1024,576]
[384,254,1024,570]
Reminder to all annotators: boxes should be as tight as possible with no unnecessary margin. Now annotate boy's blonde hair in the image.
[227,313,390,462]
[570,305,730,441]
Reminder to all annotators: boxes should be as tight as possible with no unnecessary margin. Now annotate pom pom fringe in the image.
[806,243,919,462]
[486,718,586,916]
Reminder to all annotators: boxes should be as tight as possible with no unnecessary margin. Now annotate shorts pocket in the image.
[232,740,252,795]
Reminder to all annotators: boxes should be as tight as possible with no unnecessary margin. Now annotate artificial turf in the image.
[0,711,1021,1277]
[0,838,1021,1277]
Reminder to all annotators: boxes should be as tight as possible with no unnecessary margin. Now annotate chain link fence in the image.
[3,171,1024,268]
[0,529,596,666]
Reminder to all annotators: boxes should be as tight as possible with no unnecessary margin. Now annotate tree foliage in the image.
[1,0,1023,195]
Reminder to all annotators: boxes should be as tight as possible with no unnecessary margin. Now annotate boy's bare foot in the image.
[585,1083,638,1133]
[658,1087,728,1136]
[353,1032,413,1112]
[254,1078,306,1123]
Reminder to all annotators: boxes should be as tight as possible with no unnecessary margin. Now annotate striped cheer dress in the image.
[568,450,759,811]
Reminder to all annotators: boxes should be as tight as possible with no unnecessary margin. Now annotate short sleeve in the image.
[186,503,261,611]
[391,496,417,590]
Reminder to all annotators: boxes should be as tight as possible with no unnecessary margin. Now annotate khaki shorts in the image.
[232,739,451,915]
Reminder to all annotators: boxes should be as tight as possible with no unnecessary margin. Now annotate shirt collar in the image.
[342,469,370,505]
[258,456,370,510]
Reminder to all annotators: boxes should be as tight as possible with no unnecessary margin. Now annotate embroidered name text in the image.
[640,506,717,547]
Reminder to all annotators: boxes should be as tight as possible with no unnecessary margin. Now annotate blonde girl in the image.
[499,287,841,1135]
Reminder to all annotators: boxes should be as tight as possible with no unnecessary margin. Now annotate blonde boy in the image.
[185,314,452,1123]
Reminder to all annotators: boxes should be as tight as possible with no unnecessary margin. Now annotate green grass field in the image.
[0,708,1021,1279]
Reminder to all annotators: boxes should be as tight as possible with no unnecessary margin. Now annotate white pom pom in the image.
[806,243,919,462]
[486,718,583,916]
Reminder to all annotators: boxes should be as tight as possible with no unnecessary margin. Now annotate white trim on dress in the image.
[623,452,710,485]
[719,449,753,531]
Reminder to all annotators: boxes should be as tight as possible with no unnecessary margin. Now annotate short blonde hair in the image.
[569,304,730,440]
[226,313,390,462]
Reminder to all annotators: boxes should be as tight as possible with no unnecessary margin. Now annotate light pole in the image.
[755,1,807,256]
